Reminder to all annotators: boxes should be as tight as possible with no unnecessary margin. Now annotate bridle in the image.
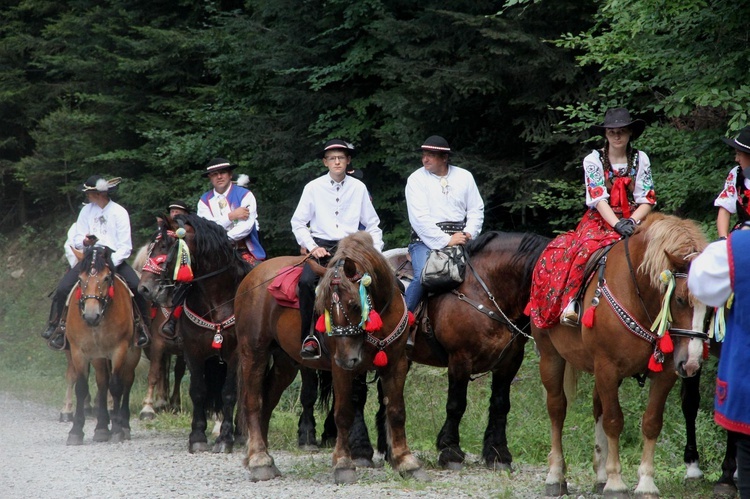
[76,246,115,314]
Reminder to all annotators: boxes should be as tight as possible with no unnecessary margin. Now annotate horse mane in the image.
[174,213,250,274]
[466,231,551,285]
[81,245,115,273]
[316,231,396,312]
[639,212,708,290]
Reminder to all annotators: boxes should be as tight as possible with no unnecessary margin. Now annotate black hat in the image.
[203,157,236,177]
[318,139,356,159]
[591,108,646,140]
[722,126,750,155]
[80,175,121,193]
[167,200,191,213]
[418,135,451,154]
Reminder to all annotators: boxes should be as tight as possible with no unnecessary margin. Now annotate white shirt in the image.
[405,165,484,249]
[688,239,731,308]
[73,200,132,267]
[584,150,655,209]
[714,165,750,214]
[291,173,383,252]
[196,184,259,242]
[64,223,77,268]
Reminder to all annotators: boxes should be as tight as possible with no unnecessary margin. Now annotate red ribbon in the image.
[609,176,632,219]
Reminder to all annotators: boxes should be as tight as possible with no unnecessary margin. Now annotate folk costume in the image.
[528,109,656,329]
[715,126,750,235]
[688,230,750,497]
[291,139,384,358]
[405,136,484,312]
[42,175,150,349]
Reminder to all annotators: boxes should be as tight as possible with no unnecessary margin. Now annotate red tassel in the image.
[703,341,710,360]
[173,305,183,318]
[407,311,415,327]
[373,350,388,367]
[150,306,158,319]
[108,286,115,299]
[211,333,223,349]
[365,310,383,332]
[648,354,663,372]
[581,307,596,328]
[524,302,532,316]
[75,287,82,300]
[659,331,674,354]
[315,314,326,333]
[176,264,193,282]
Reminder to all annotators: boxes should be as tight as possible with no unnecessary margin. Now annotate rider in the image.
[159,199,191,339]
[404,135,484,314]
[714,125,750,239]
[41,175,150,350]
[291,139,384,359]
[528,107,656,328]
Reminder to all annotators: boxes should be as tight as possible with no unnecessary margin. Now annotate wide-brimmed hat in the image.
[203,157,236,177]
[80,175,122,193]
[591,108,646,141]
[318,139,356,159]
[722,126,750,155]
[167,200,191,213]
[417,135,452,154]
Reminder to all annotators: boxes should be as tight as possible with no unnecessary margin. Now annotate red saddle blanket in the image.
[267,265,304,309]
[528,210,619,329]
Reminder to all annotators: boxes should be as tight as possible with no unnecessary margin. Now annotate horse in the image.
[65,244,142,445]
[131,242,186,419]
[530,212,710,496]
[235,231,428,484]
[137,213,250,453]
[402,231,550,470]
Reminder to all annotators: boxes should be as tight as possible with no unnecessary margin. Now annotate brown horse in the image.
[235,231,427,484]
[65,245,141,445]
[403,231,550,470]
[531,212,709,496]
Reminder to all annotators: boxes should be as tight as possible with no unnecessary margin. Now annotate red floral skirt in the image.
[528,210,620,329]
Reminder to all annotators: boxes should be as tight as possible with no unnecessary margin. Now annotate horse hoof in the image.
[487,461,511,472]
[248,465,281,482]
[544,482,568,496]
[93,429,111,442]
[333,467,357,484]
[59,412,74,423]
[352,458,374,468]
[402,468,431,482]
[189,442,210,453]
[212,441,233,454]
[603,491,629,499]
[67,433,84,446]
[442,461,463,471]
[594,482,605,493]
[139,409,156,421]
[713,482,738,497]
[299,444,320,453]
[111,432,124,444]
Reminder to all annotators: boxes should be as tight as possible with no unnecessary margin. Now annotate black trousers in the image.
[49,261,149,325]
[737,432,750,499]
[299,238,337,342]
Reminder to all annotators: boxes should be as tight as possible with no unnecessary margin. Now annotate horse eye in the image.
[675,296,686,306]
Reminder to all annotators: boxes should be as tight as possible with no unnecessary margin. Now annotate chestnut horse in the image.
[531,213,709,496]
[404,231,550,470]
[137,214,251,453]
[65,245,141,445]
[235,231,427,484]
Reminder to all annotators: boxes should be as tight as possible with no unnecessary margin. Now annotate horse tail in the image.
[318,370,333,410]
[131,243,150,278]
[563,361,578,405]
[204,357,227,416]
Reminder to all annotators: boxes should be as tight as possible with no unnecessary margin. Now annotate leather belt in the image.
[411,221,466,244]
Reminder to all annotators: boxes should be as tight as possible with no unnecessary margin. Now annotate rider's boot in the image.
[161,315,177,340]
[133,303,151,348]
[300,333,321,360]
[41,296,63,340]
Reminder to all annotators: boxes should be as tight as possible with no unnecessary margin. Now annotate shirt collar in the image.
[213,184,232,198]
[327,174,346,187]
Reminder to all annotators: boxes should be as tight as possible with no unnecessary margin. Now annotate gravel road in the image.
[0,393,562,498]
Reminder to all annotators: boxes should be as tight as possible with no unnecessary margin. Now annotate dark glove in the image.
[613,218,636,237]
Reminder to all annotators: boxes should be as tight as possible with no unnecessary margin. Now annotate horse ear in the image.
[664,250,689,273]
[343,257,358,279]
[72,246,84,262]
[156,216,164,225]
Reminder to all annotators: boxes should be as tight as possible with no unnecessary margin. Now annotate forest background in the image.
[1,0,748,251]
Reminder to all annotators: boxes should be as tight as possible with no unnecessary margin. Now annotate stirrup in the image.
[560,299,580,327]
[300,335,321,360]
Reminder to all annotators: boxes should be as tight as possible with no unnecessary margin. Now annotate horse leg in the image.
[153,350,170,411]
[110,348,139,443]
[330,367,357,485]
[375,377,387,457]
[680,372,703,479]
[187,360,210,453]
[595,367,628,495]
[349,373,375,467]
[60,352,76,422]
[535,334,568,496]
[297,367,319,451]
[213,358,238,454]
[437,367,469,470]
[634,371,677,496]
[170,354,186,411]
[715,430,739,496]
[139,350,159,420]
[67,350,90,446]
[482,350,525,471]
[592,387,608,492]
[92,358,112,443]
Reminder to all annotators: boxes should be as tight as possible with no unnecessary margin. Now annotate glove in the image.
[613,218,636,237]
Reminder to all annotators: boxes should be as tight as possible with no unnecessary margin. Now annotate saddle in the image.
[560,244,614,326]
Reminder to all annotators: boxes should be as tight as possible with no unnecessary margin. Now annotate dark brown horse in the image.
[235,231,427,484]
[65,245,141,445]
[403,231,549,470]
[137,213,250,453]
[531,213,709,496]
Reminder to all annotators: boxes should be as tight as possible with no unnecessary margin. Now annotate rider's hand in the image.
[83,235,98,247]
[228,206,250,222]
[310,246,330,259]
[613,218,636,237]
[447,231,469,246]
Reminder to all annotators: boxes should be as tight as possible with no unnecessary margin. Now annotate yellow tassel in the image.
[650,270,674,338]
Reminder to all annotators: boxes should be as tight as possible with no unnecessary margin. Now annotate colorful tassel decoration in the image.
[648,353,663,372]
[176,263,193,282]
[173,239,194,282]
[315,314,327,333]
[650,270,675,339]
[581,306,596,328]
[714,306,726,342]
[173,305,183,318]
[75,286,82,300]
[150,306,158,319]
[211,332,223,349]
[108,286,115,299]
[373,350,388,367]
[364,310,383,332]
[659,330,674,354]
[703,341,710,360]
[408,311,415,327]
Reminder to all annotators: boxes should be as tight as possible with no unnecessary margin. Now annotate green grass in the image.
[0,223,726,497]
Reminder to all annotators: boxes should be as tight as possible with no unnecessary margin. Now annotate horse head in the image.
[637,214,709,378]
[315,232,401,371]
[75,244,116,326]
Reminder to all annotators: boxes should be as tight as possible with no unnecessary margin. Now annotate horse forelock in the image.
[639,213,708,290]
[81,245,113,274]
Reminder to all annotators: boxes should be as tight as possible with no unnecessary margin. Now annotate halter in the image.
[77,246,115,314]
